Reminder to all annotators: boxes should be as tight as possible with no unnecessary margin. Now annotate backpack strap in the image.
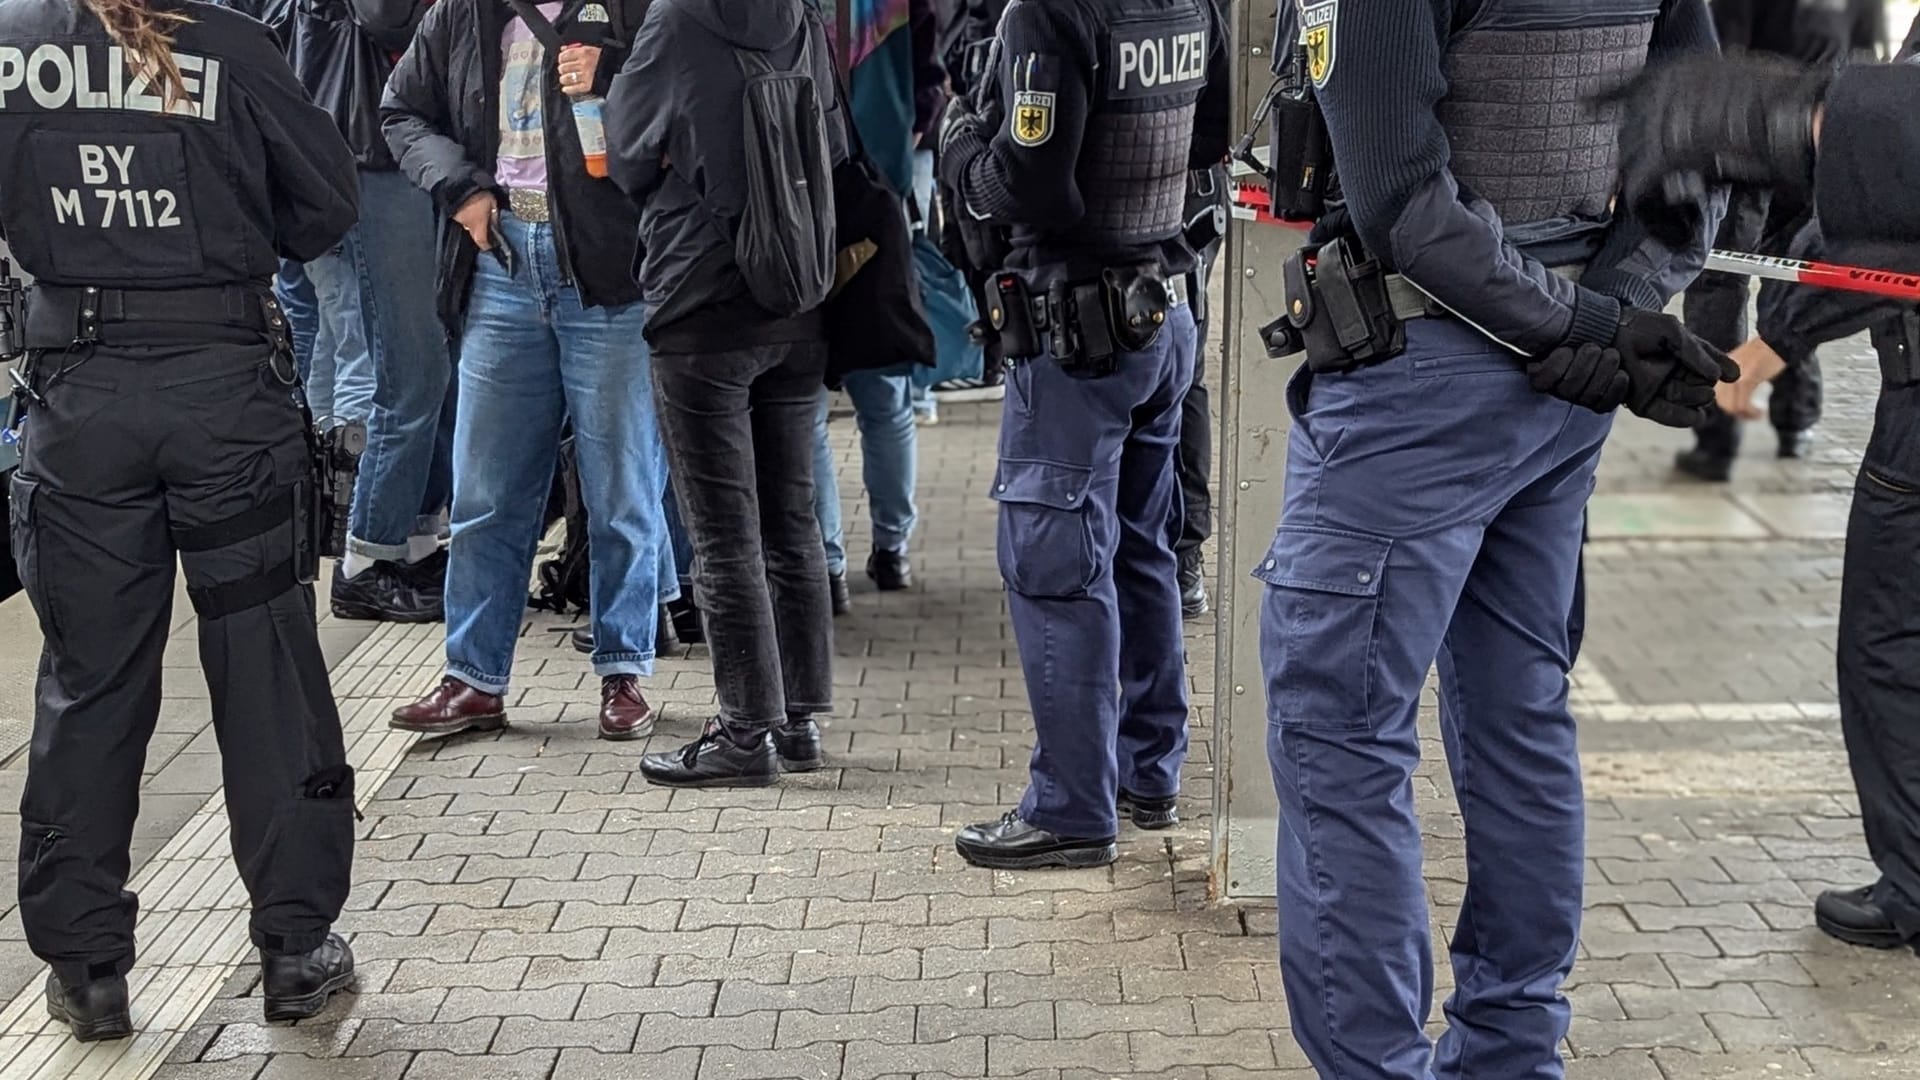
[503,0,568,51]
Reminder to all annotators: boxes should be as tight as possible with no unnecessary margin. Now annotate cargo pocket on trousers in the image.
[1251,525,1392,730]
[991,460,1098,599]
[7,474,59,643]
[249,780,356,924]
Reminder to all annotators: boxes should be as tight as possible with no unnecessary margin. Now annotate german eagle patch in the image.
[1301,0,1337,89]
[1011,90,1055,147]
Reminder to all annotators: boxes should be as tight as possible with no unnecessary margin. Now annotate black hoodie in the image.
[605,0,848,352]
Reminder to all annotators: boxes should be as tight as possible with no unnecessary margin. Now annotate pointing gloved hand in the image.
[1608,308,1741,428]
[1596,54,1831,243]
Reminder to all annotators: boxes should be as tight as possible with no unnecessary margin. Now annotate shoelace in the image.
[682,720,728,767]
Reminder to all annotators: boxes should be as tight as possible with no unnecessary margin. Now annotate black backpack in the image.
[732,18,838,317]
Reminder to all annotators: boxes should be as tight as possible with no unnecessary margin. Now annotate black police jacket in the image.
[381,0,648,327]
[291,0,433,171]
[0,0,358,289]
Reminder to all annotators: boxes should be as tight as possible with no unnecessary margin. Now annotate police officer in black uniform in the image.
[0,0,360,1038]
[1609,27,1920,959]
[937,0,1228,869]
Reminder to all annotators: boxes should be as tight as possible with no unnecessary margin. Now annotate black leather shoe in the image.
[330,563,444,623]
[1673,449,1734,483]
[867,549,913,592]
[571,625,593,654]
[955,811,1117,870]
[639,720,779,788]
[774,716,824,772]
[830,572,852,617]
[1117,789,1179,830]
[45,973,132,1042]
[1777,429,1815,459]
[260,933,356,1023]
[667,598,705,645]
[1815,884,1916,951]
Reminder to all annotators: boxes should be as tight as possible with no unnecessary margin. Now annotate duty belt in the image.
[27,282,280,349]
[507,188,552,223]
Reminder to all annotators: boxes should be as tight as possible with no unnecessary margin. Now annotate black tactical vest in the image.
[1435,0,1658,243]
[1070,0,1211,249]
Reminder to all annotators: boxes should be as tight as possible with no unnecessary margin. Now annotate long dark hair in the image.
[83,0,192,105]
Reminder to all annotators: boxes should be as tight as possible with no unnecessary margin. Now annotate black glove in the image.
[1597,55,1831,240]
[1610,308,1741,428]
[1528,343,1631,414]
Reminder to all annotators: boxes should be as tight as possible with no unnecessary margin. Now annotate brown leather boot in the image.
[598,676,657,742]
[390,676,506,736]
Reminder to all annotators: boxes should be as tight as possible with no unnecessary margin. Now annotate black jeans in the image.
[1838,339,1920,939]
[1174,197,1225,576]
[652,341,834,734]
[10,344,353,986]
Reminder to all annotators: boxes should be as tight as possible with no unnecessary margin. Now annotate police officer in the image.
[1608,30,1920,959]
[1255,0,1732,1074]
[0,0,360,1038]
[936,0,1228,869]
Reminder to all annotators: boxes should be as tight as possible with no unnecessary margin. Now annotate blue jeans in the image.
[445,214,669,691]
[303,226,375,425]
[348,169,456,560]
[276,259,317,384]
[812,389,847,577]
[842,370,918,553]
[1258,318,1613,1080]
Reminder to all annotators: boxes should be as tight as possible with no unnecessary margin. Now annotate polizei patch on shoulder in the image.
[1011,90,1055,147]
[1301,0,1337,88]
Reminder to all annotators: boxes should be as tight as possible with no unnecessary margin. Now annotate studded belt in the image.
[506,188,551,223]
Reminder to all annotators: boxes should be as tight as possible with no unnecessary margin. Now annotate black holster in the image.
[1274,238,1405,373]
[992,267,1175,378]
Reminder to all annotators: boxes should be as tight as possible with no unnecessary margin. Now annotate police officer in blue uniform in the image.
[1,0,360,1038]
[1255,0,1732,1074]
[937,0,1228,869]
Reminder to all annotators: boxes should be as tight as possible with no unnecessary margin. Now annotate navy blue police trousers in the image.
[994,304,1199,839]
[1259,318,1612,1080]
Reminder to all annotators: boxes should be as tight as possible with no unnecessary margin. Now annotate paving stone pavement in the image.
[1,322,1914,1078]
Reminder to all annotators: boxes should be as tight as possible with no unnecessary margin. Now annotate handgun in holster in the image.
[1267,237,1404,373]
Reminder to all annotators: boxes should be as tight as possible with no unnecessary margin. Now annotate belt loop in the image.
[76,285,101,344]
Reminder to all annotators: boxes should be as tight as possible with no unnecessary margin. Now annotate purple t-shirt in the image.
[497,3,563,191]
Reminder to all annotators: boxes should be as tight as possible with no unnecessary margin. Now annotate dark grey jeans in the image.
[652,341,835,733]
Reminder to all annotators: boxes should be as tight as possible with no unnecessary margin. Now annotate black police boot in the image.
[955,811,1117,870]
[260,933,356,1023]
[1673,448,1734,483]
[830,572,852,617]
[667,598,705,645]
[45,973,132,1042]
[1815,885,1917,952]
[1117,789,1180,831]
[867,549,913,592]
[639,720,779,788]
[774,716,825,772]
[571,626,594,655]
[330,563,444,623]
[1777,429,1815,459]
[1177,557,1209,621]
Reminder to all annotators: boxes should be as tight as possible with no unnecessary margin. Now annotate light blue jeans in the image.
[843,370,918,554]
[813,389,847,577]
[303,226,376,425]
[444,214,670,692]
[348,168,456,561]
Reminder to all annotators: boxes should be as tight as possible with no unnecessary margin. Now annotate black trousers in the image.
[8,343,352,988]
[1682,185,1824,457]
[1174,194,1226,577]
[652,340,834,733]
[1838,325,1920,940]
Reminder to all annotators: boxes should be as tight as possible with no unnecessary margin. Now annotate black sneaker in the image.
[667,598,705,645]
[1178,557,1209,620]
[1673,449,1733,483]
[1815,884,1917,952]
[1117,789,1180,830]
[1777,429,1815,459]
[330,563,444,623]
[393,547,449,592]
[639,720,779,788]
[867,549,913,592]
[261,933,356,1023]
[955,811,1117,870]
[571,626,594,654]
[829,572,852,617]
[45,973,132,1042]
[774,716,825,772]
